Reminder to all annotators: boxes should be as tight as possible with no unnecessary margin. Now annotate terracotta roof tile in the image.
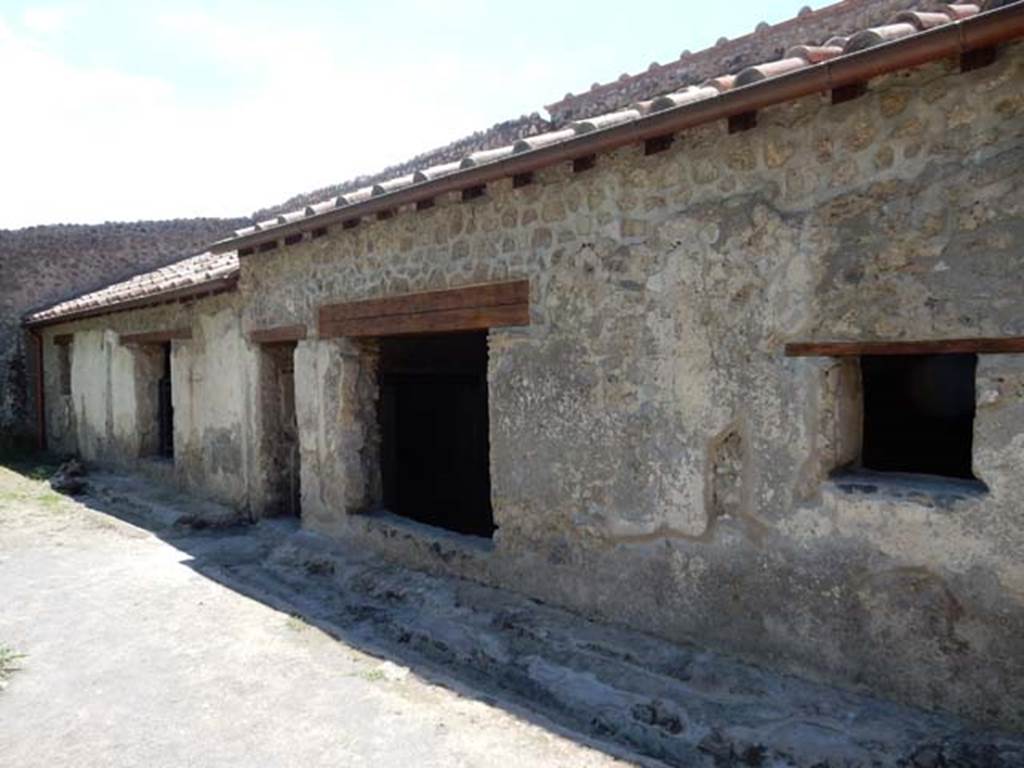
[414,161,462,181]
[513,129,577,153]
[340,187,374,206]
[846,21,920,51]
[373,174,418,195]
[308,199,336,216]
[648,86,719,113]
[460,146,517,168]
[946,3,983,18]
[25,251,238,325]
[569,108,643,134]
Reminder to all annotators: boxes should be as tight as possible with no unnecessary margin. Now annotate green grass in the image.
[0,645,26,690]
[0,456,68,510]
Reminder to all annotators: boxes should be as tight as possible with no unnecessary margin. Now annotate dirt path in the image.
[0,465,641,768]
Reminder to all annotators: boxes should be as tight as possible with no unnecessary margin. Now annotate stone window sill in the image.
[827,467,988,509]
[356,507,496,556]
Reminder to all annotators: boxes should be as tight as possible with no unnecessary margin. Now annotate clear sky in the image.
[0,0,811,229]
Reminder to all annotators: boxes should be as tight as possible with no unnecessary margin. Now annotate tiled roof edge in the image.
[544,0,909,120]
[214,1,1020,255]
[23,252,240,327]
[252,114,551,221]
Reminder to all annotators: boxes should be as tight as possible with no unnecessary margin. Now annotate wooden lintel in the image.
[53,334,73,346]
[249,324,308,344]
[319,280,530,339]
[785,338,1024,358]
[120,328,192,345]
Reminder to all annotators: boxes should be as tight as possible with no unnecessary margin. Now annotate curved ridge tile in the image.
[277,210,306,225]
[459,146,515,169]
[736,56,810,87]
[339,186,373,207]
[944,4,981,19]
[890,10,957,29]
[371,174,417,196]
[413,161,462,182]
[513,129,576,154]
[649,86,718,113]
[569,108,641,135]
[785,44,844,64]
[702,74,737,92]
[845,22,918,53]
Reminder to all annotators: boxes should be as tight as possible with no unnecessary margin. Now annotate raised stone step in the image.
[85,471,244,530]
[245,530,1024,768]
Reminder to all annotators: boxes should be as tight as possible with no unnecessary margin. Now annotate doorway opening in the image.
[157,342,174,459]
[260,342,301,517]
[377,332,494,538]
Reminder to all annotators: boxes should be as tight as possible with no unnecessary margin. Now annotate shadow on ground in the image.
[6,455,1024,768]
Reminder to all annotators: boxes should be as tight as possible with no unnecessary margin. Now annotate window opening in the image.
[377,331,494,537]
[860,354,977,479]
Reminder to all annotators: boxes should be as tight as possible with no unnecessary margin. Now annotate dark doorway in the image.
[378,332,494,537]
[261,343,301,517]
[860,354,977,479]
[157,342,174,459]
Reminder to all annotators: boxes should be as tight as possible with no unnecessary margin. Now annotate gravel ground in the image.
[0,463,642,768]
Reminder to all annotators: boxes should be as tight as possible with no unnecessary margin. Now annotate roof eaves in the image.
[23,268,239,328]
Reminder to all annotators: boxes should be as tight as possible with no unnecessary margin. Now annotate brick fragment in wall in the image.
[710,428,744,520]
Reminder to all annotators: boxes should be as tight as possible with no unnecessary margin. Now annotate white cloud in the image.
[0,7,532,228]
[20,4,73,35]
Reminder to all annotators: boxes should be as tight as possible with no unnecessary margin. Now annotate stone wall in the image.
[545,0,929,123]
[235,41,1024,728]
[39,291,259,510]
[36,40,1024,729]
[0,217,248,445]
